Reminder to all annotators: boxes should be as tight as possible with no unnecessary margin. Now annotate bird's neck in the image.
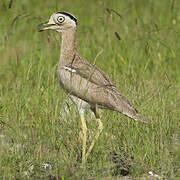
[59,29,77,66]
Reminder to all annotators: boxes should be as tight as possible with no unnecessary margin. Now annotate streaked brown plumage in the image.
[58,52,146,123]
[39,11,147,164]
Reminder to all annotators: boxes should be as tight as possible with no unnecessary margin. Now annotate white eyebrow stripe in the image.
[63,66,76,73]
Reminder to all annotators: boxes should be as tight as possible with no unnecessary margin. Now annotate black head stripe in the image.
[56,11,77,25]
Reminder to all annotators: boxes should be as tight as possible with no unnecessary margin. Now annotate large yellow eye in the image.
[57,16,65,23]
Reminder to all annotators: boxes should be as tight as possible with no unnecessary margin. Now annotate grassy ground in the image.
[0,0,180,179]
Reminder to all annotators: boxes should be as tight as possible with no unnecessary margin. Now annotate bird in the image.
[38,11,147,164]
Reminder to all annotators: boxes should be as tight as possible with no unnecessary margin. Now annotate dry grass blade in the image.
[106,8,123,19]
[114,32,121,40]
[8,0,13,9]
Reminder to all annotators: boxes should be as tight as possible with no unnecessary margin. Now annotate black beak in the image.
[38,21,48,32]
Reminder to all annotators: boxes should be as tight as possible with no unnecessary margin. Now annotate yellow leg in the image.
[80,114,87,164]
[85,118,103,161]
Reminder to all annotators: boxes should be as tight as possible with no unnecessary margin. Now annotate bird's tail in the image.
[132,113,147,124]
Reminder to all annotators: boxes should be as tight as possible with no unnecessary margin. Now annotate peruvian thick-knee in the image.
[39,11,147,164]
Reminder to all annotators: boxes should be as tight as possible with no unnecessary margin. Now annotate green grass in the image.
[0,0,180,179]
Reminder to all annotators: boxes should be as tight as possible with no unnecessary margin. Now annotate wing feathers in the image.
[62,54,147,123]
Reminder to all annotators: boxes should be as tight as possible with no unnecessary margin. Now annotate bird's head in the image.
[38,11,77,33]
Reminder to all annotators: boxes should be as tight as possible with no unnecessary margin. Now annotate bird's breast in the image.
[57,66,80,93]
